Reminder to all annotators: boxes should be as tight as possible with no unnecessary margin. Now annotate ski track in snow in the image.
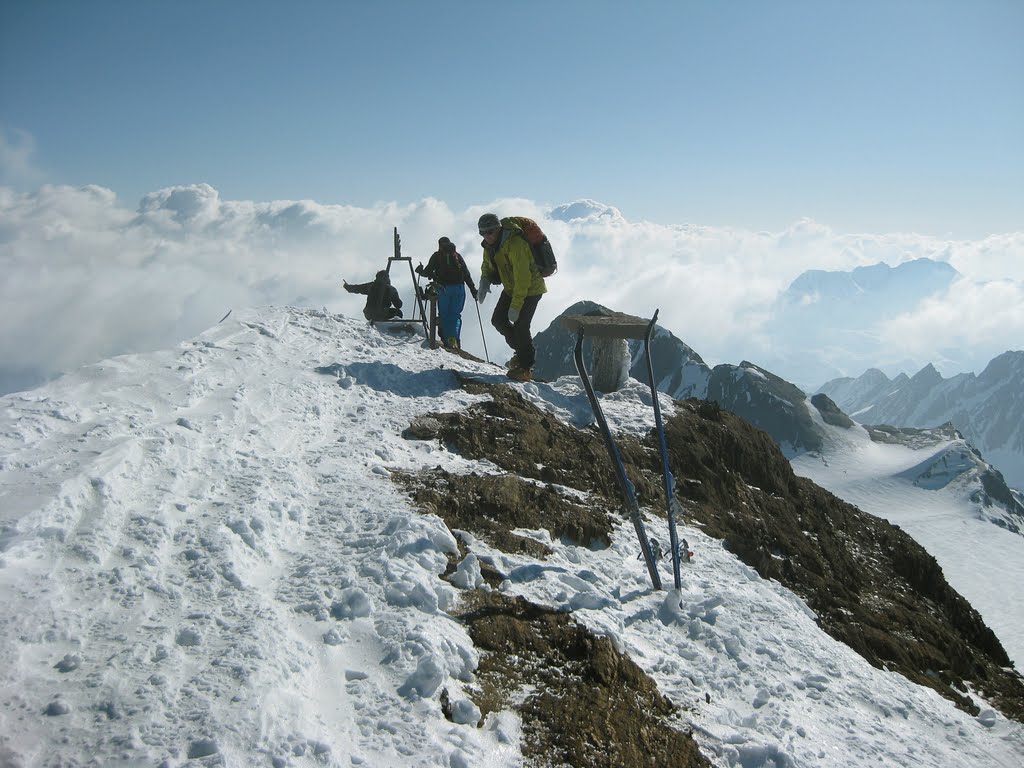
[1,309,512,766]
[0,306,1020,767]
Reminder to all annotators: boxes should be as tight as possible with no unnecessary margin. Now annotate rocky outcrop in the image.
[398,377,1024,722]
[811,393,855,428]
[706,361,823,456]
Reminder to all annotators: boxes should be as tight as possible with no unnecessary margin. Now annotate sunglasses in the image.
[479,227,500,236]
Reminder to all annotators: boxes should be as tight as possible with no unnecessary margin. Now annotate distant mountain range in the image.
[818,352,1024,492]
[757,257,962,389]
[535,301,1024,522]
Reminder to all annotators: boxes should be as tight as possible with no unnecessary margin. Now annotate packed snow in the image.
[1,306,1022,767]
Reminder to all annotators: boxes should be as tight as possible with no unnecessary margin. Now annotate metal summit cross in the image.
[373,227,430,337]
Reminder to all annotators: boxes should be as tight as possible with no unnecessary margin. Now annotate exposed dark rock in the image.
[455,590,708,768]
[43,700,70,716]
[395,468,611,557]
[811,393,855,428]
[865,423,961,446]
[402,416,444,440]
[707,361,822,454]
[397,377,1024,731]
[979,467,1024,519]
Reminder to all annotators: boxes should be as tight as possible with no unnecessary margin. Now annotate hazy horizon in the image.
[2,182,1022,396]
[3,1,1022,392]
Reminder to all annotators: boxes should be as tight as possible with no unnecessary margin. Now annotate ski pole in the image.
[474,297,490,363]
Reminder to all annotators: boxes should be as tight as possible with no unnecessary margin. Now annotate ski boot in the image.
[507,366,532,382]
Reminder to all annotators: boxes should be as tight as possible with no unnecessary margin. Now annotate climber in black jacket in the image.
[343,270,403,322]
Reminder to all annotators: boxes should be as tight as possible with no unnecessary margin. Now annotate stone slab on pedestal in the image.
[559,312,650,340]
[561,312,650,391]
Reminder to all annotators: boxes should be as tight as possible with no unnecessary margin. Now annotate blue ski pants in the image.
[437,283,466,343]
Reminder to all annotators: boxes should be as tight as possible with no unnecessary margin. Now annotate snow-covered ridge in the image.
[1,307,1022,766]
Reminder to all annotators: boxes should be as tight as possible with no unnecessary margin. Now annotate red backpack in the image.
[502,216,558,278]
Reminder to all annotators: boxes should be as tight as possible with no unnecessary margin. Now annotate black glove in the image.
[415,264,424,275]
[470,286,478,300]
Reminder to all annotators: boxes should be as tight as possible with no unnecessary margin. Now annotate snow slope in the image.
[791,409,1024,671]
[1,307,1022,767]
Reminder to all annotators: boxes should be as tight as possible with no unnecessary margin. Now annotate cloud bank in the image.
[1,184,1022,394]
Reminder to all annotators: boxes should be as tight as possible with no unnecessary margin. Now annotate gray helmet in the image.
[477,213,500,234]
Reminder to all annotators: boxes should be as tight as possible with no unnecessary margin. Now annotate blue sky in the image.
[2,0,1022,237]
[2,1,1024,396]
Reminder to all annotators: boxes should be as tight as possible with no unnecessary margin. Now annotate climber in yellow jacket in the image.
[476,213,547,382]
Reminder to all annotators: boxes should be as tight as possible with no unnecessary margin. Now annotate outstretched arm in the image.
[344,280,372,295]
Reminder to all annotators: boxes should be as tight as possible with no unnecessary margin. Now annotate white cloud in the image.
[0,184,459,390]
[1,183,1022,393]
[878,278,1024,366]
[945,232,1024,284]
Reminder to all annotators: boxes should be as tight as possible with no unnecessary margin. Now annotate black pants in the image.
[364,307,403,321]
[492,291,542,368]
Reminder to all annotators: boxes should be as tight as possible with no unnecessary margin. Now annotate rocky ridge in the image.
[397,377,1024,746]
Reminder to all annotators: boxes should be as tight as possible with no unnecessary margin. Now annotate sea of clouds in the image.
[2,181,1022,394]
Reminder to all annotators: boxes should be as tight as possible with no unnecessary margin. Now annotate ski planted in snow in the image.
[573,328,663,590]
[644,310,690,590]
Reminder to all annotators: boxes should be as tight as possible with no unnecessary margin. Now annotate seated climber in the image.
[343,270,403,322]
